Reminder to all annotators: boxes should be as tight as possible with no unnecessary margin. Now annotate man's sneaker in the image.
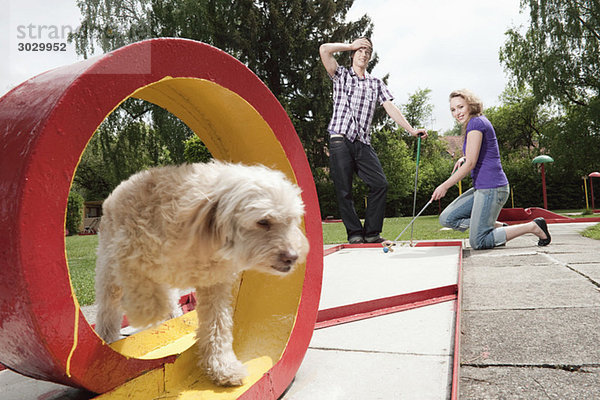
[348,235,364,244]
[365,235,386,243]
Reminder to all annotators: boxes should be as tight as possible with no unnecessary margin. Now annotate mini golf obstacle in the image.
[499,207,600,224]
[0,38,323,398]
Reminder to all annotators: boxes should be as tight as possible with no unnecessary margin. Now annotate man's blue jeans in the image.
[329,136,388,240]
[439,185,510,249]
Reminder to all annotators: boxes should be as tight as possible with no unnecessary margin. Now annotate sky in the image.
[0,1,82,95]
[0,0,529,132]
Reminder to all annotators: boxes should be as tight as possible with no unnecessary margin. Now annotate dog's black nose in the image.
[279,250,299,266]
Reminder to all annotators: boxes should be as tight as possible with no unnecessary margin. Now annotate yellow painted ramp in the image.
[97,312,275,399]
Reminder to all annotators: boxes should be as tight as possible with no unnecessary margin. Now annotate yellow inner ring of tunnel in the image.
[98,77,305,396]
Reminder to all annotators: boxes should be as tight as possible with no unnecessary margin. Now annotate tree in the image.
[401,88,433,129]
[395,87,434,159]
[73,133,114,201]
[66,191,85,235]
[184,136,213,163]
[70,0,400,221]
[365,88,454,217]
[442,122,462,137]
[70,0,377,170]
[500,0,600,108]
[369,128,413,217]
[485,87,549,157]
[500,1,600,209]
[73,98,183,200]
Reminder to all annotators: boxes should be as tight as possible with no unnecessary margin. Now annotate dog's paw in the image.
[204,356,247,386]
[95,322,121,343]
[96,329,120,344]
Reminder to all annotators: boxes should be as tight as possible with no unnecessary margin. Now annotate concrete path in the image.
[459,222,600,399]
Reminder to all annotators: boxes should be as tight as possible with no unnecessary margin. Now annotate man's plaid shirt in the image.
[327,65,394,145]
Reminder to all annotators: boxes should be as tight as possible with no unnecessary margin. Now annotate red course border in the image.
[318,241,463,399]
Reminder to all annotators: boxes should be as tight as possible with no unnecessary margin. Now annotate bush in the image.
[184,135,213,163]
[66,191,84,236]
[313,167,338,219]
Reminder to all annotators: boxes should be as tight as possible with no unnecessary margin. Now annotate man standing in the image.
[320,37,427,244]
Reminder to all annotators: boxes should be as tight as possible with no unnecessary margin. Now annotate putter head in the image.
[382,241,395,253]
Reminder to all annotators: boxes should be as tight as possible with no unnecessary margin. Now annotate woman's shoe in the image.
[533,217,551,246]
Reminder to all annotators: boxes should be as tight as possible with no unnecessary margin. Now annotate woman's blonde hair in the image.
[449,89,483,133]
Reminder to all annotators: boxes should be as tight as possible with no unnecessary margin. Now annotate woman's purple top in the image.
[463,115,509,189]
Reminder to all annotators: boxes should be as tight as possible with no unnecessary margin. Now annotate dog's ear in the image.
[180,197,221,249]
[203,199,219,238]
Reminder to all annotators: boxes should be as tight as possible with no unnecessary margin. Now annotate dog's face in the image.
[208,164,309,275]
[237,210,309,275]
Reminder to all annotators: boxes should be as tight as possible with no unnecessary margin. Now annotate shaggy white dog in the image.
[94,161,309,386]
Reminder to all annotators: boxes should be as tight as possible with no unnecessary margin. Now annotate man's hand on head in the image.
[350,38,372,51]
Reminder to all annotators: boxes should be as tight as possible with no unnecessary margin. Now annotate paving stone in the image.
[460,366,600,400]
[459,222,600,399]
[462,264,600,310]
[543,252,600,265]
[0,370,91,400]
[569,263,600,285]
[461,308,600,366]
[467,252,552,268]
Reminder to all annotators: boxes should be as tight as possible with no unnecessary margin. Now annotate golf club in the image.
[383,199,433,252]
[396,199,432,242]
[410,133,424,245]
[383,156,465,253]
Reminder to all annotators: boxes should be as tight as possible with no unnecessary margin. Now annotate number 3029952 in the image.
[17,42,67,52]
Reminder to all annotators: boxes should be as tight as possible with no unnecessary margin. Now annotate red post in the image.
[589,173,600,211]
[591,176,595,210]
[541,163,548,209]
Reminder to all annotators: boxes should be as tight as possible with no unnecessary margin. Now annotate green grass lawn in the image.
[66,216,600,306]
[554,209,599,218]
[582,223,600,240]
[66,234,98,306]
[323,215,469,244]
